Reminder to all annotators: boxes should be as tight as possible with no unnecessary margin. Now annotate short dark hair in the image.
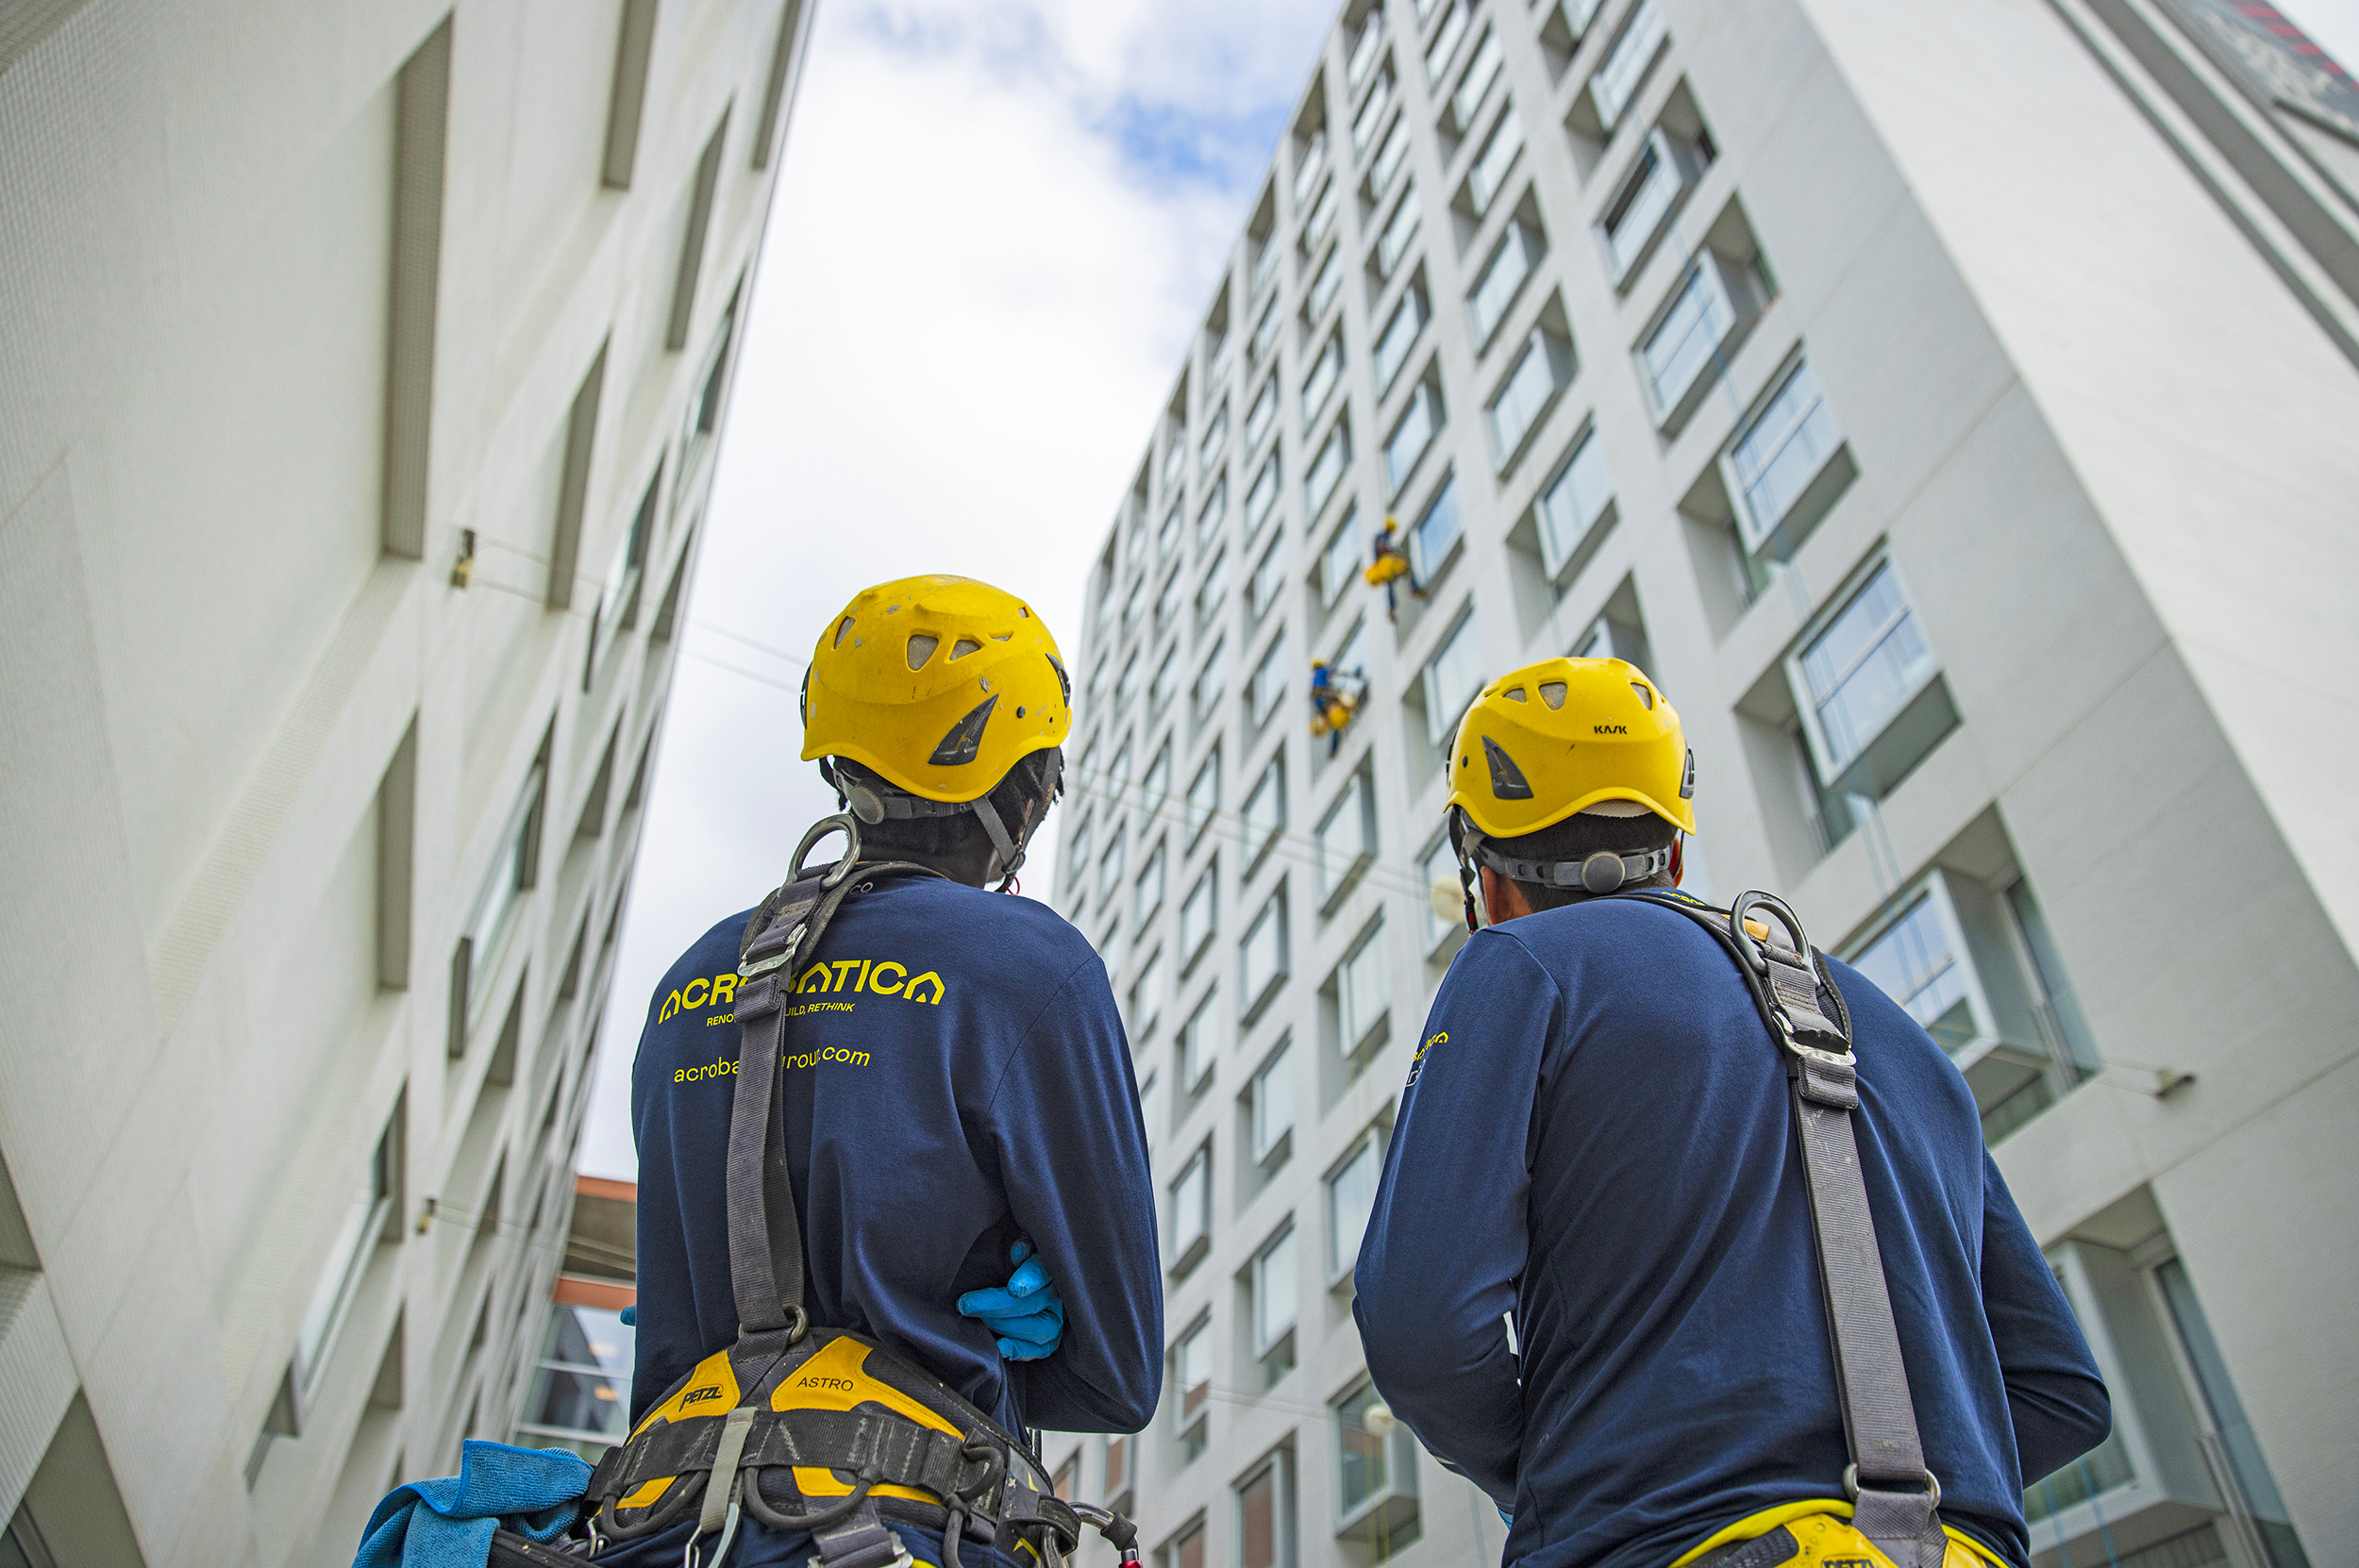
[1487,809,1678,912]
[843,748,1062,859]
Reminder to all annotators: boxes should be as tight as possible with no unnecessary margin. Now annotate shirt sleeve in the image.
[988,952,1165,1433]
[1353,930,1556,1508]
[1980,1152,2112,1483]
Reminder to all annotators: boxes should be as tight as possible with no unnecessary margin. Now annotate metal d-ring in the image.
[1730,890,1810,976]
[790,812,864,889]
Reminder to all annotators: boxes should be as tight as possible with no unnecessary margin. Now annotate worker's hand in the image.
[957,1239,1066,1360]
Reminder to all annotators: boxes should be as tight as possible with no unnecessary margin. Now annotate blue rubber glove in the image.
[956,1239,1066,1360]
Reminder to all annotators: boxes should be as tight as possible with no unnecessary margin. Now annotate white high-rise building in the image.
[1042,2,2359,1568]
[0,1,811,1561]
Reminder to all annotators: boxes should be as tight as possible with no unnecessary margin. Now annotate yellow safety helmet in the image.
[1445,656,1697,841]
[800,575,1071,803]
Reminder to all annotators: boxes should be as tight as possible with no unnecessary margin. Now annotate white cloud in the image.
[577,0,1331,1178]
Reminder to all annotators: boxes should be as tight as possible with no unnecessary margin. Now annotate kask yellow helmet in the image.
[800,575,1071,801]
[1445,656,1697,840]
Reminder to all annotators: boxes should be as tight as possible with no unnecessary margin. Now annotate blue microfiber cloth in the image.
[354,1440,594,1568]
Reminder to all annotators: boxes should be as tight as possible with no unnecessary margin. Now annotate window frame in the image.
[1536,423,1615,580]
[1421,604,1483,749]
[1240,887,1290,1024]
[1485,324,1575,472]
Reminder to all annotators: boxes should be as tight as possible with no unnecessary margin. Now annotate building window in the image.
[1302,333,1345,429]
[1098,831,1127,903]
[1845,868,2089,1145]
[1243,754,1285,869]
[1111,734,1136,794]
[1303,178,1342,253]
[1469,216,1546,347]
[1188,749,1222,844]
[1178,987,1220,1091]
[1251,633,1289,726]
[1307,421,1351,517]
[1726,359,1846,557]
[1137,840,1166,926]
[1246,377,1279,453]
[1200,402,1230,476]
[1106,1431,1135,1510]
[678,288,741,487]
[1333,1377,1419,1535]
[293,1116,396,1399]
[1409,473,1463,584]
[1351,62,1393,153]
[1383,377,1444,494]
[1487,325,1574,469]
[1374,281,1429,395]
[1449,28,1503,130]
[455,759,546,1036]
[1249,291,1283,365]
[1592,0,1669,130]
[1246,452,1282,542]
[1308,244,1345,323]
[1195,640,1229,723]
[1174,1314,1213,1458]
[1237,1449,1297,1568]
[1196,547,1230,629]
[1640,254,1748,424]
[1155,571,1184,638]
[1464,103,1525,218]
[1601,127,1700,281]
[1252,1224,1300,1363]
[1119,651,1146,711]
[514,1298,637,1460]
[1152,647,1181,718]
[1144,743,1172,817]
[1347,5,1385,88]
[1294,126,1329,206]
[1163,1516,1208,1568]
[1335,919,1389,1059]
[1316,772,1375,907]
[2152,1259,2312,1568]
[1424,0,1469,82]
[1422,608,1483,748]
[586,480,655,686]
[1252,1039,1296,1163]
[1537,426,1614,578]
[1248,538,1287,626]
[1419,832,1462,953]
[1242,889,1289,1021]
[1375,185,1421,281]
[1369,113,1412,197]
[1159,501,1186,565]
[1320,509,1365,609]
[1171,1147,1212,1269]
[1065,815,1093,892]
[1180,866,1217,970]
[1163,425,1188,495]
[1130,949,1167,1039]
[1326,1127,1382,1283]
[1791,560,1946,788]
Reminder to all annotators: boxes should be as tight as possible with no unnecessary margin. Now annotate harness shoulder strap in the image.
[1618,889,1949,1568]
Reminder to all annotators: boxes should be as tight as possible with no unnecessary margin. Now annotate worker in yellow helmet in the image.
[1354,657,2109,1568]
[597,576,1160,1568]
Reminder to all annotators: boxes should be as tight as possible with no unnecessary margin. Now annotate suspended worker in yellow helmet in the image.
[609,575,1163,1568]
[1355,656,2108,1568]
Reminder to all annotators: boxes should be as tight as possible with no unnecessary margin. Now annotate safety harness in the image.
[1615,888,1953,1568]
[580,814,1099,1568]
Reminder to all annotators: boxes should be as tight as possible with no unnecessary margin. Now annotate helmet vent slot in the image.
[833,616,855,648]
[1631,680,1655,709]
[1539,681,1567,709]
[948,637,983,660]
[1503,686,1529,703]
[906,634,940,669]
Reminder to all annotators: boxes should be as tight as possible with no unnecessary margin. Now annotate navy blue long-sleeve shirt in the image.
[1354,895,2108,1568]
[621,875,1162,1566]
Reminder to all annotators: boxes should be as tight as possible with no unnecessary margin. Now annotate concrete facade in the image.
[1043,3,2359,1568]
[0,1,811,1562]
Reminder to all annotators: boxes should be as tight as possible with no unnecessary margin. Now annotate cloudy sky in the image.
[579,0,2359,1179]
[577,0,1338,1176]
